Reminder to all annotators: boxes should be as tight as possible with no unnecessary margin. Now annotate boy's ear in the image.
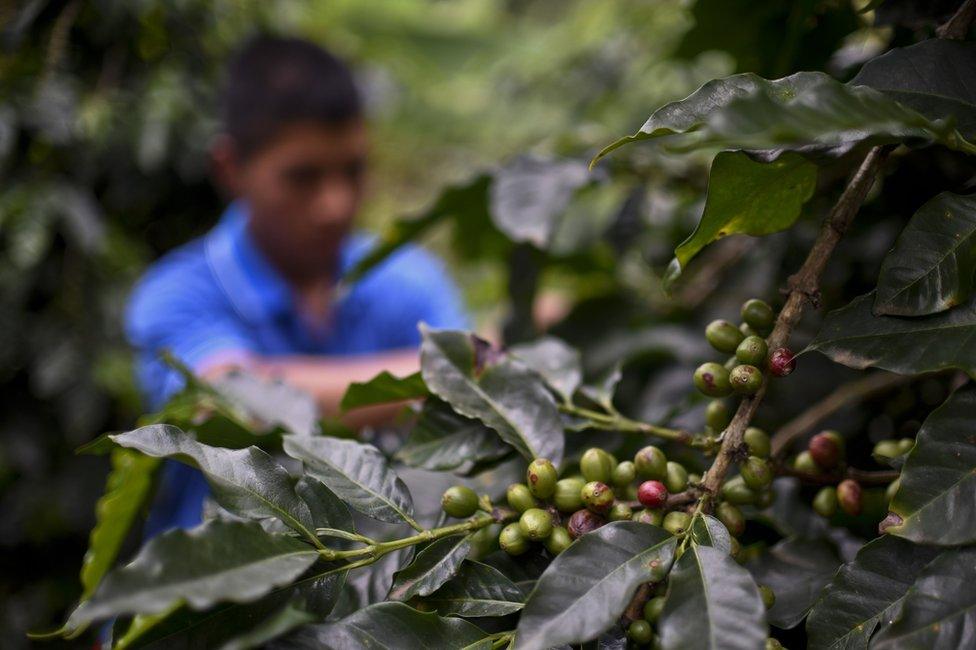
[210,134,242,197]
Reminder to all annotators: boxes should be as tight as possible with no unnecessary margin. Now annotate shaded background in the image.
[0,0,964,646]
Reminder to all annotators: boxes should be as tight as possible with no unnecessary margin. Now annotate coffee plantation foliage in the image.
[17,1,976,649]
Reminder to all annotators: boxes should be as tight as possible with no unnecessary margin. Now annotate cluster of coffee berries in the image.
[714,425,773,538]
[693,299,795,400]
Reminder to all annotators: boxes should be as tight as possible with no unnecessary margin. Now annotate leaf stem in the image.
[560,404,716,450]
[697,146,891,507]
[317,509,516,564]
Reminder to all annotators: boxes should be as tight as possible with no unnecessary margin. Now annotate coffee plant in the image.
[32,1,976,648]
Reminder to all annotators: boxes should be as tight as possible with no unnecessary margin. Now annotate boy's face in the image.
[216,120,368,282]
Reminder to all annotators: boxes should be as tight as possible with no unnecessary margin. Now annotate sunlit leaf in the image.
[340,371,428,412]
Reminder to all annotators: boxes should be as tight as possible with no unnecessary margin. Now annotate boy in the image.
[125,35,468,535]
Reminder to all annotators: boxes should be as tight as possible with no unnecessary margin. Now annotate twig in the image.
[770,372,911,459]
[560,404,716,450]
[776,465,900,486]
[937,0,976,39]
[623,583,653,623]
[698,146,891,502]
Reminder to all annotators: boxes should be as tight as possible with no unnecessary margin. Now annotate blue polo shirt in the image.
[125,203,468,535]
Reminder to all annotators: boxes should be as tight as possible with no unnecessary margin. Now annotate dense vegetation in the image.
[7,0,976,648]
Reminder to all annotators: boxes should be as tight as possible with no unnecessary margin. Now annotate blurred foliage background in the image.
[0,0,967,646]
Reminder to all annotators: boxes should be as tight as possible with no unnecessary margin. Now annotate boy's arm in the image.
[201,349,421,428]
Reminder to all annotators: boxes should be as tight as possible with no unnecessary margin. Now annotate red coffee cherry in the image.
[637,480,669,509]
[768,347,796,377]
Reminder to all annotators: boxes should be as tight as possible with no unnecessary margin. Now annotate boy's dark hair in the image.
[222,35,362,157]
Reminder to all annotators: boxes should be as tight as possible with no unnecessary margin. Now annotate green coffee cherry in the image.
[628,620,654,645]
[441,485,480,518]
[499,523,529,556]
[741,299,775,333]
[740,322,760,337]
[794,450,820,474]
[743,427,771,458]
[581,481,615,513]
[694,362,733,397]
[526,458,558,499]
[736,336,768,366]
[729,364,763,396]
[633,509,664,526]
[765,639,784,650]
[468,518,501,559]
[897,438,915,455]
[721,476,757,505]
[724,356,739,371]
[740,456,773,490]
[580,448,615,483]
[635,446,668,480]
[758,584,776,610]
[663,511,692,535]
[730,536,741,560]
[885,478,901,503]
[813,486,838,518]
[688,473,702,486]
[706,319,746,353]
[611,460,637,487]
[643,596,665,623]
[553,477,586,512]
[664,461,689,493]
[506,483,537,513]
[705,400,732,431]
[519,508,554,541]
[873,439,902,459]
[716,501,745,537]
[609,502,633,522]
[544,526,572,555]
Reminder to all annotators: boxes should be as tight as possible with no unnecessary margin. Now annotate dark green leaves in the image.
[68,520,320,627]
[594,71,976,164]
[389,534,473,601]
[872,546,976,649]
[873,192,976,317]
[489,154,593,249]
[510,336,583,404]
[395,400,510,472]
[807,292,976,376]
[514,522,676,650]
[283,435,418,528]
[886,387,976,545]
[806,535,940,650]
[296,602,487,649]
[340,371,428,411]
[659,545,767,650]
[420,327,564,465]
[852,39,976,141]
[664,151,817,286]
[424,560,524,617]
[79,449,158,600]
[747,538,841,629]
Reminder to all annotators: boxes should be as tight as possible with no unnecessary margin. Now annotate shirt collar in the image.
[205,202,365,324]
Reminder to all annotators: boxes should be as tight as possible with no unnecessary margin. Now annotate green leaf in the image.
[659,544,767,650]
[514,522,676,650]
[212,371,320,436]
[510,336,583,404]
[340,371,428,411]
[873,192,976,316]
[807,292,976,376]
[885,387,976,545]
[689,514,733,554]
[341,174,491,287]
[79,448,159,600]
[746,538,841,629]
[664,151,816,287]
[593,71,976,165]
[389,534,473,601]
[852,39,976,141]
[293,601,488,649]
[282,434,418,528]
[578,362,622,412]
[68,520,320,627]
[805,535,940,650]
[218,602,317,650]
[424,560,524,617]
[420,327,565,465]
[489,155,593,249]
[872,546,976,649]
[111,425,319,543]
[395,399,511,472]
[295,476,354,533]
